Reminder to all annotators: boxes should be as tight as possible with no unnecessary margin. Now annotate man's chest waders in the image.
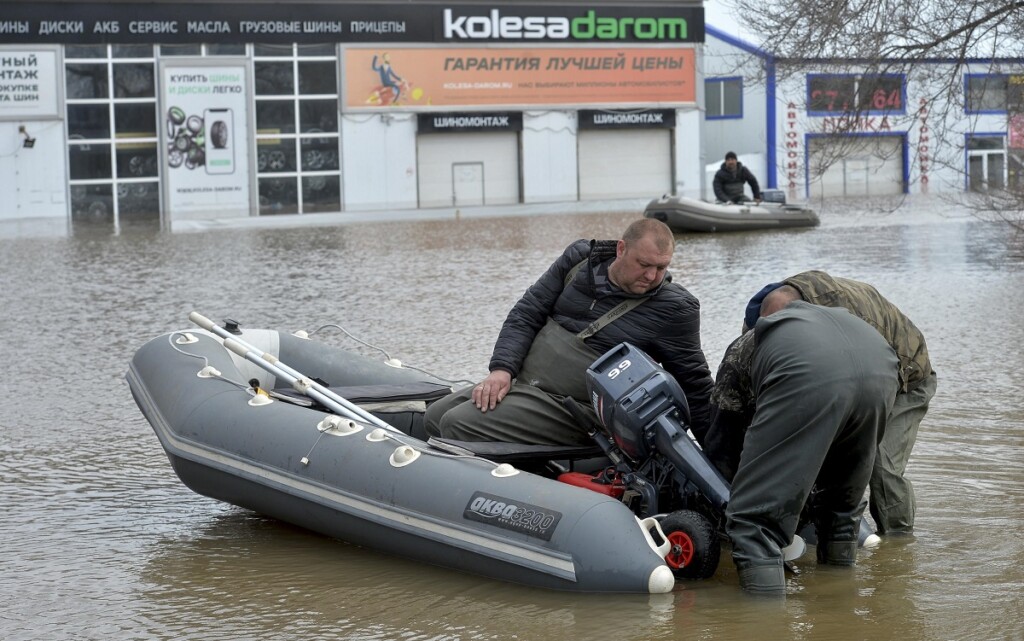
[517,319,602,402]
[517,293,648,403]
[423,260,653,445]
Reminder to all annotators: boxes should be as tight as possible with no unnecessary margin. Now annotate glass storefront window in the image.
[69,144,113,180]
[63,40,344,223]
[300,137,339,172]
[66,63,109,100]
[160,44,202,56]
[65,45,106,59]
[256,99,296,133]
[257,139,296,173]
[302,175,341,213]
[112,44,154,59]
[259,177,299,214]
[207,44,247,56]
[113,63,155,98]
[67,45,159,230]
[116,142,159,179]
[298,61,338,95]
[296,44,336,56]
[70,184,115,223]
[299,99,338,133]
[117,182,161,225]
[68,104,111,139]
[253,47,340,215]
[253,44,293,57]
[255,61,295,95]
[114,103,156,136]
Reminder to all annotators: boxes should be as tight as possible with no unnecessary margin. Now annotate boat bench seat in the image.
[271,381,453,439]
[272,381,452,407]
[427,437,604,464]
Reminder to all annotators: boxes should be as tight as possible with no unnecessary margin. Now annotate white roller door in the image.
[417,133,519,208]
[578,129,672,200]
[808,135,904,198]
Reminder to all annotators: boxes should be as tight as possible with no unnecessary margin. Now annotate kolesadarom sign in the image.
[441,8,696,41]
[0,3,704,45]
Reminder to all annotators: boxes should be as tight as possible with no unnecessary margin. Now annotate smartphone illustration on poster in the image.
[204,108,234,175]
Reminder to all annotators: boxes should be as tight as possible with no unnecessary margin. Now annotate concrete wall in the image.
[522,111,577,203]
[674,107,705,199]
[0,120,67,221]
[340,113,418,211]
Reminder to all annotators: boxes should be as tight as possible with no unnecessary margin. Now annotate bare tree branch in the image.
[723,0,1024,229]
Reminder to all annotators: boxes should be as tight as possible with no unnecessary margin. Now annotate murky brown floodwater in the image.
[2,197,1022,641]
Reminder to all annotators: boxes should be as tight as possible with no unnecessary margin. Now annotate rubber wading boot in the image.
[817,540,858,566]
[737,562,786,595]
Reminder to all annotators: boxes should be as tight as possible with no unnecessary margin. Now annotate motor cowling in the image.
[586,343,690,463]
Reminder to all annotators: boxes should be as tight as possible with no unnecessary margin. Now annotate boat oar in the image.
[188,311,398,433]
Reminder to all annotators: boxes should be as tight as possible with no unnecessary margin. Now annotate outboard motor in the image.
[586,343,731,513]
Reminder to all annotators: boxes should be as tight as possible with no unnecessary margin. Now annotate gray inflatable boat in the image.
[644,194,819,233]
[127,314,677,594]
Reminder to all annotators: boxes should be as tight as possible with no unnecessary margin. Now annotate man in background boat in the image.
[424,218,714,446]
[704,294,899,594]
[735,271,937,536]
[712,151,762,204]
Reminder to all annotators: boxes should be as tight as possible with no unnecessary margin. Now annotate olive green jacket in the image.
[784,271,931,391]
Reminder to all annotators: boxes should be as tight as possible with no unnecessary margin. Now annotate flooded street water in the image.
[2,198,1022,641]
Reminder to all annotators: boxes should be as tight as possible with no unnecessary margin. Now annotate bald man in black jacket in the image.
[425,218,714,446]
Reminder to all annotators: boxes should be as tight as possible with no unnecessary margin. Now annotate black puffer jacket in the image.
[489,239,714,439]
[712,161,761,203]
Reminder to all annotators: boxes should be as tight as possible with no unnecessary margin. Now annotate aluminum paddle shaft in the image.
[188,312,397,432]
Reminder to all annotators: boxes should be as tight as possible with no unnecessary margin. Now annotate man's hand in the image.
[472,370,512,411]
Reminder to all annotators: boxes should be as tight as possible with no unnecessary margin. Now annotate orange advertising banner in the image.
[344,47,695,110]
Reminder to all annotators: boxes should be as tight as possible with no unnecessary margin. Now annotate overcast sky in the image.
[703,0,752,39]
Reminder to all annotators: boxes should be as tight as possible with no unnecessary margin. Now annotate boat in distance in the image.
[644,192,819,233]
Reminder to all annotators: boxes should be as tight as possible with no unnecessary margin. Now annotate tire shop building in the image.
[0,1,705,231]
[702,25,1024,200]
